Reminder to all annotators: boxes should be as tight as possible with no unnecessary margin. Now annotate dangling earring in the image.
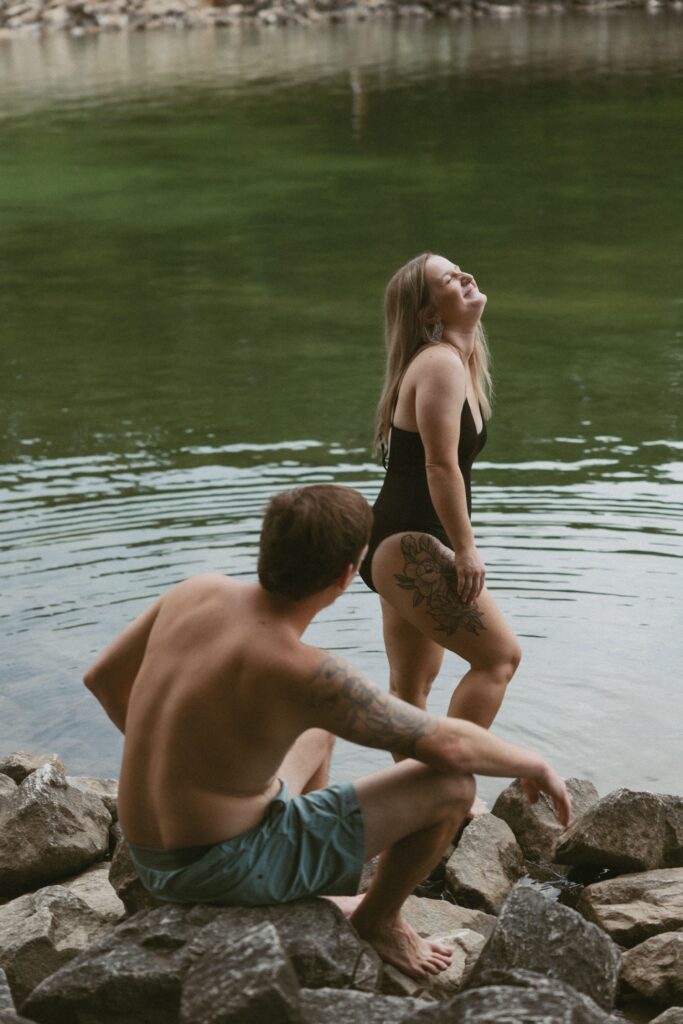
[429,319,444,343]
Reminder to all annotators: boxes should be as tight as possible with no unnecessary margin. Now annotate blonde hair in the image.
[372,252,493,457]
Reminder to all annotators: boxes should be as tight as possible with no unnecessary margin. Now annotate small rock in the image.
[492,778,599,862]
[108,835,164,916]
[0,753,64,786]
[301,987,432,1021]
[0,969,14,1012]
[0,765,111,897]
[61,863,125,924]
[66,776,118,819]
[467,884,620,1012]
[577,867,683,947]
[401,895,496,941]
[446,814,524,914]
[620,930,683,1006]
[401,975,615,1022]
[649,1009,683,1024]
[556,789,673,872]
[179,921,302,1023]
[0,777,16,800]
[382,928,485,999]
[0,885,117,1006]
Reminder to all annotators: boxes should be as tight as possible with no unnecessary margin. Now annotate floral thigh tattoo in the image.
[394,534,486,637]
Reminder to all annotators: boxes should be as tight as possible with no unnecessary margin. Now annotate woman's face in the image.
[425,255,487,325]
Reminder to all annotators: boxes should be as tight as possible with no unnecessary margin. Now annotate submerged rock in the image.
[0,765,111,897]
[492,777,599,862]
[467,883,620,1012]
[445,814,524,914]
[577,867,683,947]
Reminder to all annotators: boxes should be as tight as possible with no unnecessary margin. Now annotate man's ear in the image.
[337,563,357,593]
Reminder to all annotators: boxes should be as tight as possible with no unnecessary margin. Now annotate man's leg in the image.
[278,728,335,795]
[351,760,475,980]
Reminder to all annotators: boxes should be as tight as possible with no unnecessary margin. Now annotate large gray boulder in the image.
[178,921,302,1023]
[0,765,111,897]
[467,884,620,1012]
[0,885,117,1007]
[401,973,615,1023]
[24,899,380,1023]
[556,790,683,872]
[577,867,683,947]
[0,970,14,1013]
[620,930,683,1006]
[492,778,599,862]
[445,814,524,914]
[0,754,64,786]
[300,988,432,1022]
[0,778,15,801]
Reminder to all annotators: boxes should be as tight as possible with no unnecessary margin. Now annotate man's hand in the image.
[520,767,571,827]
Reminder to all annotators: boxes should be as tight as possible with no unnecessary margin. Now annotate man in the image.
[85,484,570,981]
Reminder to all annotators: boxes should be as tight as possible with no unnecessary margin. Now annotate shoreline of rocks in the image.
[0,0,682,36]
[0,749,682,1023]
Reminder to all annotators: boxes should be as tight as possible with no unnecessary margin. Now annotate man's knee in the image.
[430,771,476,819]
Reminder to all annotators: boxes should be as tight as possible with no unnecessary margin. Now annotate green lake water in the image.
[1,18,681,801]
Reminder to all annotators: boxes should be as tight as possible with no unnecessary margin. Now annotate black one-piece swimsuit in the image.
[358,402,487,593]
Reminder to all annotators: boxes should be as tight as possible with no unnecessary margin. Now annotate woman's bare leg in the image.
[374,532,521,730]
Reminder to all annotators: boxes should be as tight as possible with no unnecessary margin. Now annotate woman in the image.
[359,252,521,733]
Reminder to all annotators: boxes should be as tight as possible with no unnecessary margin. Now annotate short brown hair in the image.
[258,485,372,600]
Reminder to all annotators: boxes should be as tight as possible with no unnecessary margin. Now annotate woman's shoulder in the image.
[408,344,467,386]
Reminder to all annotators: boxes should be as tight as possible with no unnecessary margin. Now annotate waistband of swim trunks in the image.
[127,840,215,871]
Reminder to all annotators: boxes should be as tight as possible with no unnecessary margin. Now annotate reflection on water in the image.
[0,18,681,797]
[1,438,681,800]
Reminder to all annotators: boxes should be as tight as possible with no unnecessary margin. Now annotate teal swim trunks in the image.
[126,781,365,906]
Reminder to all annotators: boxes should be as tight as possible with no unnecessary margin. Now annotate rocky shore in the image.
[0,750,682,1023]
[0,0,681,35]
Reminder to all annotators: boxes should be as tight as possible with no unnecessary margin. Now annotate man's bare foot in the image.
[350,910,453,981]
[320,894,364,918]
[467,796,490,818]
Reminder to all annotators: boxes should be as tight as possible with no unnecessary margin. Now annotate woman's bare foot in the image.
[350,910,453,981]
[320,894,364,918]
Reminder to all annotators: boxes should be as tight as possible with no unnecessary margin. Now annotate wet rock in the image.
[0,765,111,897]
[0,885,117,1007]
[301,987,432,1021]
[179,921,302,1023]
[402,895,496,941]
[61,862,125,924]
[620,930,683,1006]
[577,867,683,947]
[445,814,524,913]
[401,975,615,1022]
[492,778,599,862]
[556,789,681,872]
[0,753,64,786]
[108,834,164,915]
[467,884,620,1012]
[24,899,380,1023]
[382,927,486,999]
[66,776,118,819]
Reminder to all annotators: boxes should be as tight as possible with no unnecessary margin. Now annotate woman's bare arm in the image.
[414,347,485,603]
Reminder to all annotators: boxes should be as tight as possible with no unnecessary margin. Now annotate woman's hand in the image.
[454,545,486,605]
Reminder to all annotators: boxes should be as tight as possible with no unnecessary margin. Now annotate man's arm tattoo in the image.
[394,534,485,637]
[309,654,437,759]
